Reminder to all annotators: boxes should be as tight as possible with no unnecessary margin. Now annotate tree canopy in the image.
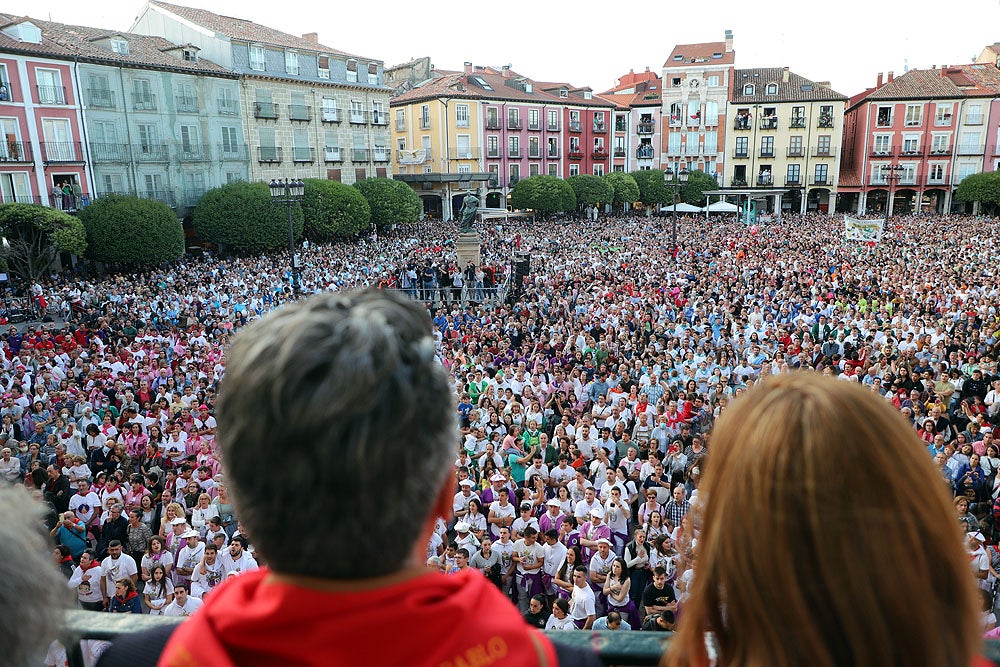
[509,175,576,216]
[301,179,372,241]
[78,195,184,266]
[0,203,87,281]
[566,175,613,208]
[602,172,640,208]
[193,181,303,252]
[353,178,421,229]
[630,170,671,207]
[679,170,720,206]
[955,171,1000,214]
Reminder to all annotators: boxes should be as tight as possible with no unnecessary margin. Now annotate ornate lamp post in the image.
[664,166,689,263]
[268,178,305,292]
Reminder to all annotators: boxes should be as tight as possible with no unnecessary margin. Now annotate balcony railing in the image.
[568,149,584,159]
[548,148,560,158]
[41,141,83,163]
[352,148,370,162]
[899,172,920,186]
[569,121,582,132]
[175,95,198,113]
[789,117,806,129]
[133,93,157,111]
[291,147,315,163]
[685,144,703,156]
[322,108,340,123]
[926,175,949,186]
[759,148,775,158]
[810,176,831,186]
[636,146,655,159]
[134,144,169,162]
[528,148,542,158]
[351,110,368,124]
[759,116,778,130]
[288,105,312,122]
[183,189,206,207]
[178,144,210,162]
[818,115,834,128]
[786,147,804,157]
[486,150,500,159]
[508,148,520,158]
[869,148,894,158]
[811,147,837,158]
[371,112,389,126]
[637,122,655,135]
[0,141,33,163]
[593,122,607,133]
[929,147,951,156]
[218,144,248,161]
[547,122,560,132]
[372,148,391,162]
[508,118,522,130]
[87,88,115,109]
[449,148,482,160]
[730,178,748,187]
[615,121,627,132]
[142,190,175,207]
[666,146,683,157]
[967,114,984,125]
[254,102,278,120]
[486,119,500,130]
[218,98,239,115]
[488,175,499,188]
[257,146,282,163]
[785,176,802,186]
[733,118,752,131]
[89,143,129,163]
[527,121,540,131]
[898,146,922,157]
[37,85,66,105]
[0,80,14,102]
[757,174,774,186]
[324,147,343,163]
[592,150,608,160]
[732,149,749,159]
[613,148,625,157]
[958,144,982,155]
[935,115,953,126]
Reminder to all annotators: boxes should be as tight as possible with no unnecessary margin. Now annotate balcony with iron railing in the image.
[810,176,832,186]
[637,122,655,135]
[568,148,584,159]
[759,116,778,130]
[569,121,582,132]
[322,108,340,123]
[929,147,951,156]
[254,102,278,120]
[175,95,198,113]
[288,105,312,122]
[789,117,806,129]
[926,174,950,186]
[786,146,804,157]
[0,194,46,205]
[371,112,389,126]
[141,189,175,207]
[547,122,560,132]
[811,146,837,158]
[37,85,66,105]
[218,144,248,161]
[967,113,984,125]
[0,141,33,163]
[615,120,628,133]
[685,144,703,156]
[666,146,683,157]
[869,147,895,158]
[508,148,520,158]
[352,148,370,162]
[733,117,752,131]
[132,93,156,111]
[291,147,315,163]
[759,148,775,158]
[218,98,239,116]
[613,148,625,158]
[958,144,982,155]
[178,144,210,162]
[818,114,835,128]
[372,148,391,162]
[89,143,129,163]
[730,178,748,187]
[183,189,206,207]
[785,176,802,186]
[486,149,500,159]
[757,174,774,186]
[548,148,560,158]
[527,121,540,131]
[257,146,282,163]
[420,117,431,129]
[528,147,542,158]
[732,149,749,159]
[133,144,169,162]
[508,118,522,130]
[0,80,14,102]
[592,149,609,160]
[486,118,500,130]
[637,146,655,159]
[87,88,115,109]
[898,171,920,186]
[593,122,607,133]
[898,145,922,158]
[324,147,343,163]
[935,114,953,126]
[449,148,482,160]
[41,141,83,163]
[351,110,368,124]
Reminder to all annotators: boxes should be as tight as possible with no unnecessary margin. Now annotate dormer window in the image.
[347,59,358,83]
[559,87,568,98]
[743,84,754,96]
[3,21,41,44]
[673,55,683,61]
[182,49,197,62]
[111,38,129,55]
[765,83,777,95]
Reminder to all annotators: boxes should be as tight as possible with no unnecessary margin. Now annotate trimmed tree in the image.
[630,170,671,212]
[0,203,87,281]
[955,171,1000,214]
[680,169,720,206]
[602,172,640,211]
[193,181,303,252]
[353,177,421,230]
[79,195,184,266]
[509,175,576,217]
[302,179,371,241]
[566,174,613,209]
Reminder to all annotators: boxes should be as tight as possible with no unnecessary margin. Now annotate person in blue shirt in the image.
[592,610,631,631]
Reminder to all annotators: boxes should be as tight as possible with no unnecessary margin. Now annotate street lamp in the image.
[268,178,305,293]
[880,164,903,225]
[664,166,689,263]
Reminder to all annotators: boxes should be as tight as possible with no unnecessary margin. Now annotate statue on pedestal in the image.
[458,190,479,234]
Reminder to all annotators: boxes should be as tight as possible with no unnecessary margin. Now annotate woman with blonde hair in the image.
[668,373,980,667]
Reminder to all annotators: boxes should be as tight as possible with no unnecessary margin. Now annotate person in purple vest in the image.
[538,498,565,535]
[578,505,611,566]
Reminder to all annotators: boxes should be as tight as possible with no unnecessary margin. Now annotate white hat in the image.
[970,531,987,543]
[589,506,605,519]
[171,517,187,526]
[596,538,613,547]
[181,529,199,539]
[546,498,562,507]
[490,473,506,482]
[458,479,474,487]
[455,521,470,532]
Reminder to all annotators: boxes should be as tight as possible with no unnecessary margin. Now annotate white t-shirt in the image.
[100,554,137,595]
[569,584,596,621]
[219,550,259,575]
[69,491,101,524]
[163,596,203,617]
[513,538,546,575]
[143,579,171,615]
[141,551,175,576]
[545,614,577,630]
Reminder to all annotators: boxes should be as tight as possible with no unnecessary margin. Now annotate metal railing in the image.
[732,149,749,159]
[759,149,775,158]
[449,148,482,159]
[175,95,198,113]
[810,176,831,186]
[37,85,66,104]
[527,122,540,131]
[785,176,802,186]
[637,146,655,159]
[324,147,343,162]
[811,147,837,158]
[134,144,169,162]
[218,98,239,115]
[254,102,278,119]
[372,148,391,162]
[486,119,500,130]
[291,147,315,163]
[789,117,806,128]
[322,108,340,123]
[569,121,582,132]
[818,115,834,128]
[178,144,210,162]
[786,147,804,157]
[957,144,982,155]
[0,80,14,102]
[547,122,560,131]
[757,174,774,186]
[89,142,129,163]
[592,150,608,160]
[142,189,176,207]
[288,105,312,121]
[0,141,33,163]
[132,93,157,111]
[868,148,894,158]
[759,117,778,130]
[257,146,282,163]
[508,148,520,158]
[218,144,249,161]
[568,149,583,159]
[351,110,368,124]
[613,148,625,157]
[87,88,115,109]
[733,118,752,130]
[637,122,655,135]
[371,112,389,126]
[420,118,431,129]
[508,118,522,130]
[352,148,370,162]
[926,175,949,186]
[593,122,607,133]
[41,142,83,162]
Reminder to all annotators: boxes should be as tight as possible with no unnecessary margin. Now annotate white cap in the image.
[171,517,187,526]
[458,479,474,487]
[546,498,562,507]
[970,531,987,543]
[596,538,613,547]
[455,521,470,532]
[181,530,199,539]
[589,506,605,519]
[490,473,506,482]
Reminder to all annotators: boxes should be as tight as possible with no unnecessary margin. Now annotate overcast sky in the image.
[20,0,1000,97]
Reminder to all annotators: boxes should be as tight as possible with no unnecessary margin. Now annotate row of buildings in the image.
[1,5,1000,220]
[0,1,390,216]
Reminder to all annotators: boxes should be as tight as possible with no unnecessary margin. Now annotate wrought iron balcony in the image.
[420,118,431,129]
[486,119,500,130]
[898,146,922,157]
[175,95,198,113]
[637,122,655,135]
[41,141,83,163]
[527,121,540,131]
[636,146,655,159]
[548,148,560,158]
[89,143,129,163]
[810,176,831,186]
[218,144,248,161]
[324,147,343,163]
[786,147,804,157]
[568,149,584,159]
[527,148,542,158]
[372,148,391,162]
[613,148,625,157]
[37,85,66,105]
[87,88,115,109]
[218,98,239,115]
[257,146,282,163]
[322,108,340,123]
[789,117,806,129]
[818,114,834,128]
[757,174,774,186]
[371,112,389,126]
[593,122,607,133]
[926,175,949,186]
[957,144,982,155]
[254,102,278,119]
[868,148,894,158]
[569,121,582,132]
[141,190,175,207]
[178,144,210,162]
[812,147,837,158]
[759,116,778,130]
[732,149,749,159]
[592,149,608,160]
[507,148,520,158]
[134,144,169,162]
[133,93,157,111]
[351,110,368,124]
[291,147,315,163]
[0,141,33,163]
[449,148,482,160]
[0,80,13,102]
[288,105,312,122]
[615,121,627,132]
[930,147,951,156]
[759,148,775,158]
[507,118,522,130]
[733,118,752,131]
[547,122,560,132]
[352,148,370,162]
[785,176,801,186]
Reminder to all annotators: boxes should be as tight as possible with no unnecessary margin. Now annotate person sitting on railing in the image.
[98,291,601,667]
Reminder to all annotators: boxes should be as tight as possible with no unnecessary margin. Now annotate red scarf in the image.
[159,567,556,667]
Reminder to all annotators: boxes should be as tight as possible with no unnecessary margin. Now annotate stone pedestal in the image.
[456,231,481,268]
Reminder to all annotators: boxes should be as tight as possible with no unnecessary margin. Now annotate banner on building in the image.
[843,215,884,242]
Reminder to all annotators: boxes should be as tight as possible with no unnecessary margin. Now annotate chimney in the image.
[464,61,473,75]
[782,66,789,83]
[876,72,883,87]
[302,32,318,44]
[725,29,733,53]
[887,71,894,82]
[501,64,511,79]
[645,66,650,72]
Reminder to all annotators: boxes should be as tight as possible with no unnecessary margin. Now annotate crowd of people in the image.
[3,209,1000,655]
